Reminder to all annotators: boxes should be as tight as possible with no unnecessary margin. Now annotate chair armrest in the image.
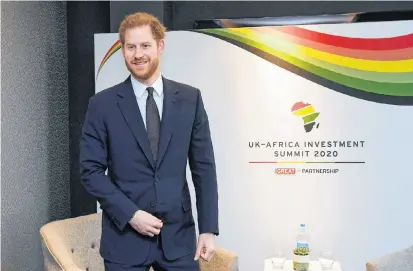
[200,247,239,271]
[40,225,82,271]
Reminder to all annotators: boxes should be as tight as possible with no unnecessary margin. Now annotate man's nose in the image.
[134,49,144,58]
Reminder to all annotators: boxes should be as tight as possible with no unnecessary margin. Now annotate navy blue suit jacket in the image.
[79,76,219,264]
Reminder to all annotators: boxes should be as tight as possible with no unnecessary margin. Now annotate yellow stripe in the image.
[292,105,315,116]
[301,46,413,73]
[230,28,413,73]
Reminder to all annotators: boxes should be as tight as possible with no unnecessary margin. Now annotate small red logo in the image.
[275,168,296,175]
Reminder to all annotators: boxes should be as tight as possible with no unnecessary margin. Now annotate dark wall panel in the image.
[171,1,413,30]
[110,1,169,32]
[68,1,110,217]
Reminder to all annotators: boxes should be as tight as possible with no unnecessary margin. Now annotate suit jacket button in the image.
[150,201,156,207]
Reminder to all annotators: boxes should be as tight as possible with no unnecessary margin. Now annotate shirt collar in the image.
[131,74,163,100]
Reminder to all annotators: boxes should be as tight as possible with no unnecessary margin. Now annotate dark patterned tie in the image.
[146,87,161,162]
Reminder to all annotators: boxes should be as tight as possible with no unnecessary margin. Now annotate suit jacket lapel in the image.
[117,76,155,169]
[156,77,179,168]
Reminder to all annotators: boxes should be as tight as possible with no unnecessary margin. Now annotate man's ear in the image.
[158,39,165,54]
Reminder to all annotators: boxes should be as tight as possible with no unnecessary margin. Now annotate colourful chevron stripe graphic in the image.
[291,102,320,132]
[96,40,122,80]
[95,25,413,105]
[195,26,413,105]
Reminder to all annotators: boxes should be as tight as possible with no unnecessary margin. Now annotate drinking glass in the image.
[318,248,334,270]
[271,249,286,270]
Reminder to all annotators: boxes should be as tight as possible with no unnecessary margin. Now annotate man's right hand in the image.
[129,210,163,237]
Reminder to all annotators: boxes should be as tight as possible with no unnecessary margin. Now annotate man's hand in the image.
[129,210,163,237]
[194,233,215,261]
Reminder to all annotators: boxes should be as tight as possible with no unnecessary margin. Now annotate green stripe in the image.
[303,112,320,124]
[199,29,413,96]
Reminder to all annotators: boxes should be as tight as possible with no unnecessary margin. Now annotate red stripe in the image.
[291,102,310,111]
[277,26,413,50]
[255,27,413,60]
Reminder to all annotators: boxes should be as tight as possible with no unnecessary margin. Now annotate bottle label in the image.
[297,242,309,248]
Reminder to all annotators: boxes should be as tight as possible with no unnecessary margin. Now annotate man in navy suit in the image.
[79,12,218,271]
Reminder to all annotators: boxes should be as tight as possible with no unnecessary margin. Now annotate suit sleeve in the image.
[79,96,139,231]
[188,89,219,235]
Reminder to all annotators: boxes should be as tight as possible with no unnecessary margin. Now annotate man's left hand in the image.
[194,233,215,261]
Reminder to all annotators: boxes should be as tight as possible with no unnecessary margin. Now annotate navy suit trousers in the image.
[104,232,200,271]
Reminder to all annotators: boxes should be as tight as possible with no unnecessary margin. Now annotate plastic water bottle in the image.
[296,223,310,249]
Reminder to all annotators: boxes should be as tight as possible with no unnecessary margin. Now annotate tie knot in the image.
[147,87,154,96]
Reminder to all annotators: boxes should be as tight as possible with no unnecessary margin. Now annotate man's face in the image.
[122,25,164,82]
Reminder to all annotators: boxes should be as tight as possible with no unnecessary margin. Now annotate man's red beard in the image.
[125,56,159,81]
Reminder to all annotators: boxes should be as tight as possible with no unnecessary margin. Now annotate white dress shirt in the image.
[130,74,164,129]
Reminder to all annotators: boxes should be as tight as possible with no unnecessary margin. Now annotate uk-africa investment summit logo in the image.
[291,102,320,133]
